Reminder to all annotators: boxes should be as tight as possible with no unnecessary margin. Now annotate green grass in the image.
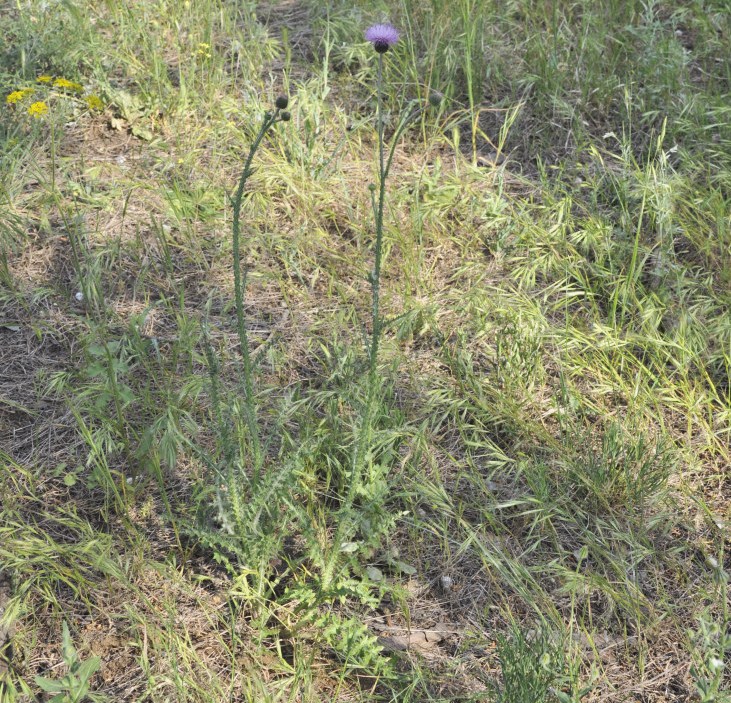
[1,0,729,701]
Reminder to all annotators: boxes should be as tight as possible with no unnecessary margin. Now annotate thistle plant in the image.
[362,23,401,400]
[196,39,440,597]
[229,96,290,476]
[321,24,440,590]
[192,97,292,591]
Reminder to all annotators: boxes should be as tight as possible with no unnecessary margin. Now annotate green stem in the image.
[356,53,387,490]
[230,111,278,476]
[322,58,428,591]
[371,53,386,376]
[359,72,424,483]
[324,54,390,591]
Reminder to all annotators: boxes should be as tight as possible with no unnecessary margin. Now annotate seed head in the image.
[280,111,291,122]
[275,95,289,110]
[365,24,399,53]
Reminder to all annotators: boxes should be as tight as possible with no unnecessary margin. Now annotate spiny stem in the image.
[356,54,386,488]
[357,60,424,493]
[324,55,388,591]
[231,111,279,477]
[323,53,428,591]
[371,52,386,379]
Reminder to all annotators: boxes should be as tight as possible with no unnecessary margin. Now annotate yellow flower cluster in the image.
[27,101,48,118]
[6,88,34,104]
[85,95,104,111]
[53,77,83,91]
[6,75,101,118]
[196,42,212,58]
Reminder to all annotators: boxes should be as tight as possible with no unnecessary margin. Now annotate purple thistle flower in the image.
[365,23,400,53]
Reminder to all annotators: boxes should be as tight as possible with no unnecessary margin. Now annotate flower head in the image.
[6,88,34,104]
[85,95,104,111]
[53,77,83,92]
[36,75,53,83]
[27,101,48,118]
[365,24,399,53]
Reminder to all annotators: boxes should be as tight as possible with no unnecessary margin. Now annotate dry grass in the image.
[1,0,730,701]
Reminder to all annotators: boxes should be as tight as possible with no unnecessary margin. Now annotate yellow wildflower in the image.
[6,88,34,104]
[53,77,83,91]
[27,101,48,118]
[85,95,104,111]
[36,75,53,83]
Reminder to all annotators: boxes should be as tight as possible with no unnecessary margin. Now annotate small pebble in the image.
[74,291,84,302]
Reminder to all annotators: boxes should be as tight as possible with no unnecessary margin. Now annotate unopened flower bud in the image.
[275,95,289,110]
[429,92,443,107]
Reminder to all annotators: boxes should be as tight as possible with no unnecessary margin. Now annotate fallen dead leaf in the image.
[374,622,456,652]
